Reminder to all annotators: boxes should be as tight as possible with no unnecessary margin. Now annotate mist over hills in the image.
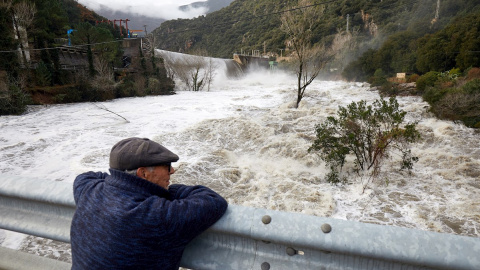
[93,6,165,35]
[180,0,235,13]
[91,0,235,36]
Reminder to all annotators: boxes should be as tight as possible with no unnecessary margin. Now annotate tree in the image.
[30,0,70,85]
[71,22,118,77]
[11,0,36,65]
[160,50,217,92]
[374,30,419,75]
[135,42,175,96]
[416,34,450,73]
[0,73,31,115]
[309,97,421,189]
[342,48,377,82]
[280,0,332,108]
[0,3,31,115]
[416,11,480,73]
[90,57,116,100]
[0,3,19,78]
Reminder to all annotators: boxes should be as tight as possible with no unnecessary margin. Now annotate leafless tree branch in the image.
[91,103,130,123]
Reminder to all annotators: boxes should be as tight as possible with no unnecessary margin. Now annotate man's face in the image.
[143,164,175,189]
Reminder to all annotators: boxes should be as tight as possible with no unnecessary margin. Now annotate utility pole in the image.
[144,25,148,36]
[435,0,440,20]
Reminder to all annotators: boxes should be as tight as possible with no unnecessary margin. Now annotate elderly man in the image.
[71,137,228,270]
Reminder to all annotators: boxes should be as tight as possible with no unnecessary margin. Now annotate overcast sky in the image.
[77,0,208,20]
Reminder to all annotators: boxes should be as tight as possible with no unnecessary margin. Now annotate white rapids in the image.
[0,67,479,262]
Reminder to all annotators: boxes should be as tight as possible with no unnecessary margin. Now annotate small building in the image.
[397,73,407,80]
[394,72,412,83]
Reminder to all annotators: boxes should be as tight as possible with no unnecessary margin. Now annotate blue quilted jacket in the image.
[71,169,228,270]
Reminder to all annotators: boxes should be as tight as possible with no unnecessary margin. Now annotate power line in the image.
[159,0,341,35]
[0,0,423,53]
[0,39,125,53]
[344,0,421,18]
[0,0,469,54]
[159,0,423,38]
[2,0,330,53]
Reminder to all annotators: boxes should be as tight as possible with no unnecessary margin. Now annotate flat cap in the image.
[109,137,179,171]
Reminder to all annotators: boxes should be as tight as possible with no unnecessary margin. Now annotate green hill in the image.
[153,0,479,61]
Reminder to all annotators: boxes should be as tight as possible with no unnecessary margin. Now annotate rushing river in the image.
[0,62,479,261]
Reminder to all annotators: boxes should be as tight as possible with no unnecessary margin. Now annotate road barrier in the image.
[1,175,479,269]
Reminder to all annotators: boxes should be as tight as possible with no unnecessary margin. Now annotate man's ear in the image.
[136,167,146,179]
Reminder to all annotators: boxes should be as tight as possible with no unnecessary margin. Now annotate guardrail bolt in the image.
[262,215,272,224]
[286,247,297,256]
[261,262,270,270]
[321,223,332,233]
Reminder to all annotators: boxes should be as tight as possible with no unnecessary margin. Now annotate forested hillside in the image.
[343,10,480,81]
[0,0,174,116]
[154,0,478,65]
[1,0,106,78]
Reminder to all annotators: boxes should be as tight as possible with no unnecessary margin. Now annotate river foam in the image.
[0,68,479,261]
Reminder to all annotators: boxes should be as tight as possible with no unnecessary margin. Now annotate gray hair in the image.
[124,169,138,176]
[125,167,155,177]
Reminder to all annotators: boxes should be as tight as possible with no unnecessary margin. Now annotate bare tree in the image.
[11,1,36,65]
[91,102,130,123]
[91,57,115,97]
[280,0,332,108]
[184,56,206,92]
[160,52,177,80]
[12,1,35,26]
[93,57,114,79]
[160,50,217,91]
[205,57,217,91]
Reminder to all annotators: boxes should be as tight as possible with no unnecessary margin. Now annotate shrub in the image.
[91,73,116,101]
[433,89,480,128]
[423,78,480,129]
[448,68,462,79]
[378,81,399,97]
[369,68,388,86]
[146,77,161,95]
[61,87,83,103]
[35,61,52,87]
[462,79,480,94]
[422,86,450,105]
[466,67,480,81]
[309,97,421,187]
[0,84,31,115]
[416,71,440,92]
[407,74,420,83]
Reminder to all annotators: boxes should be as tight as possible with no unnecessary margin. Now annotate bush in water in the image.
[309,97,421,187]
[0,84,31,115]
[422,71,480,128]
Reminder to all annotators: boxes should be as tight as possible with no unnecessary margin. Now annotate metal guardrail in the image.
[0,175,479,270]
[0,246,71,270]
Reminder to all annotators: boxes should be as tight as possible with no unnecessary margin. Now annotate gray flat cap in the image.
[109,137,179,170]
